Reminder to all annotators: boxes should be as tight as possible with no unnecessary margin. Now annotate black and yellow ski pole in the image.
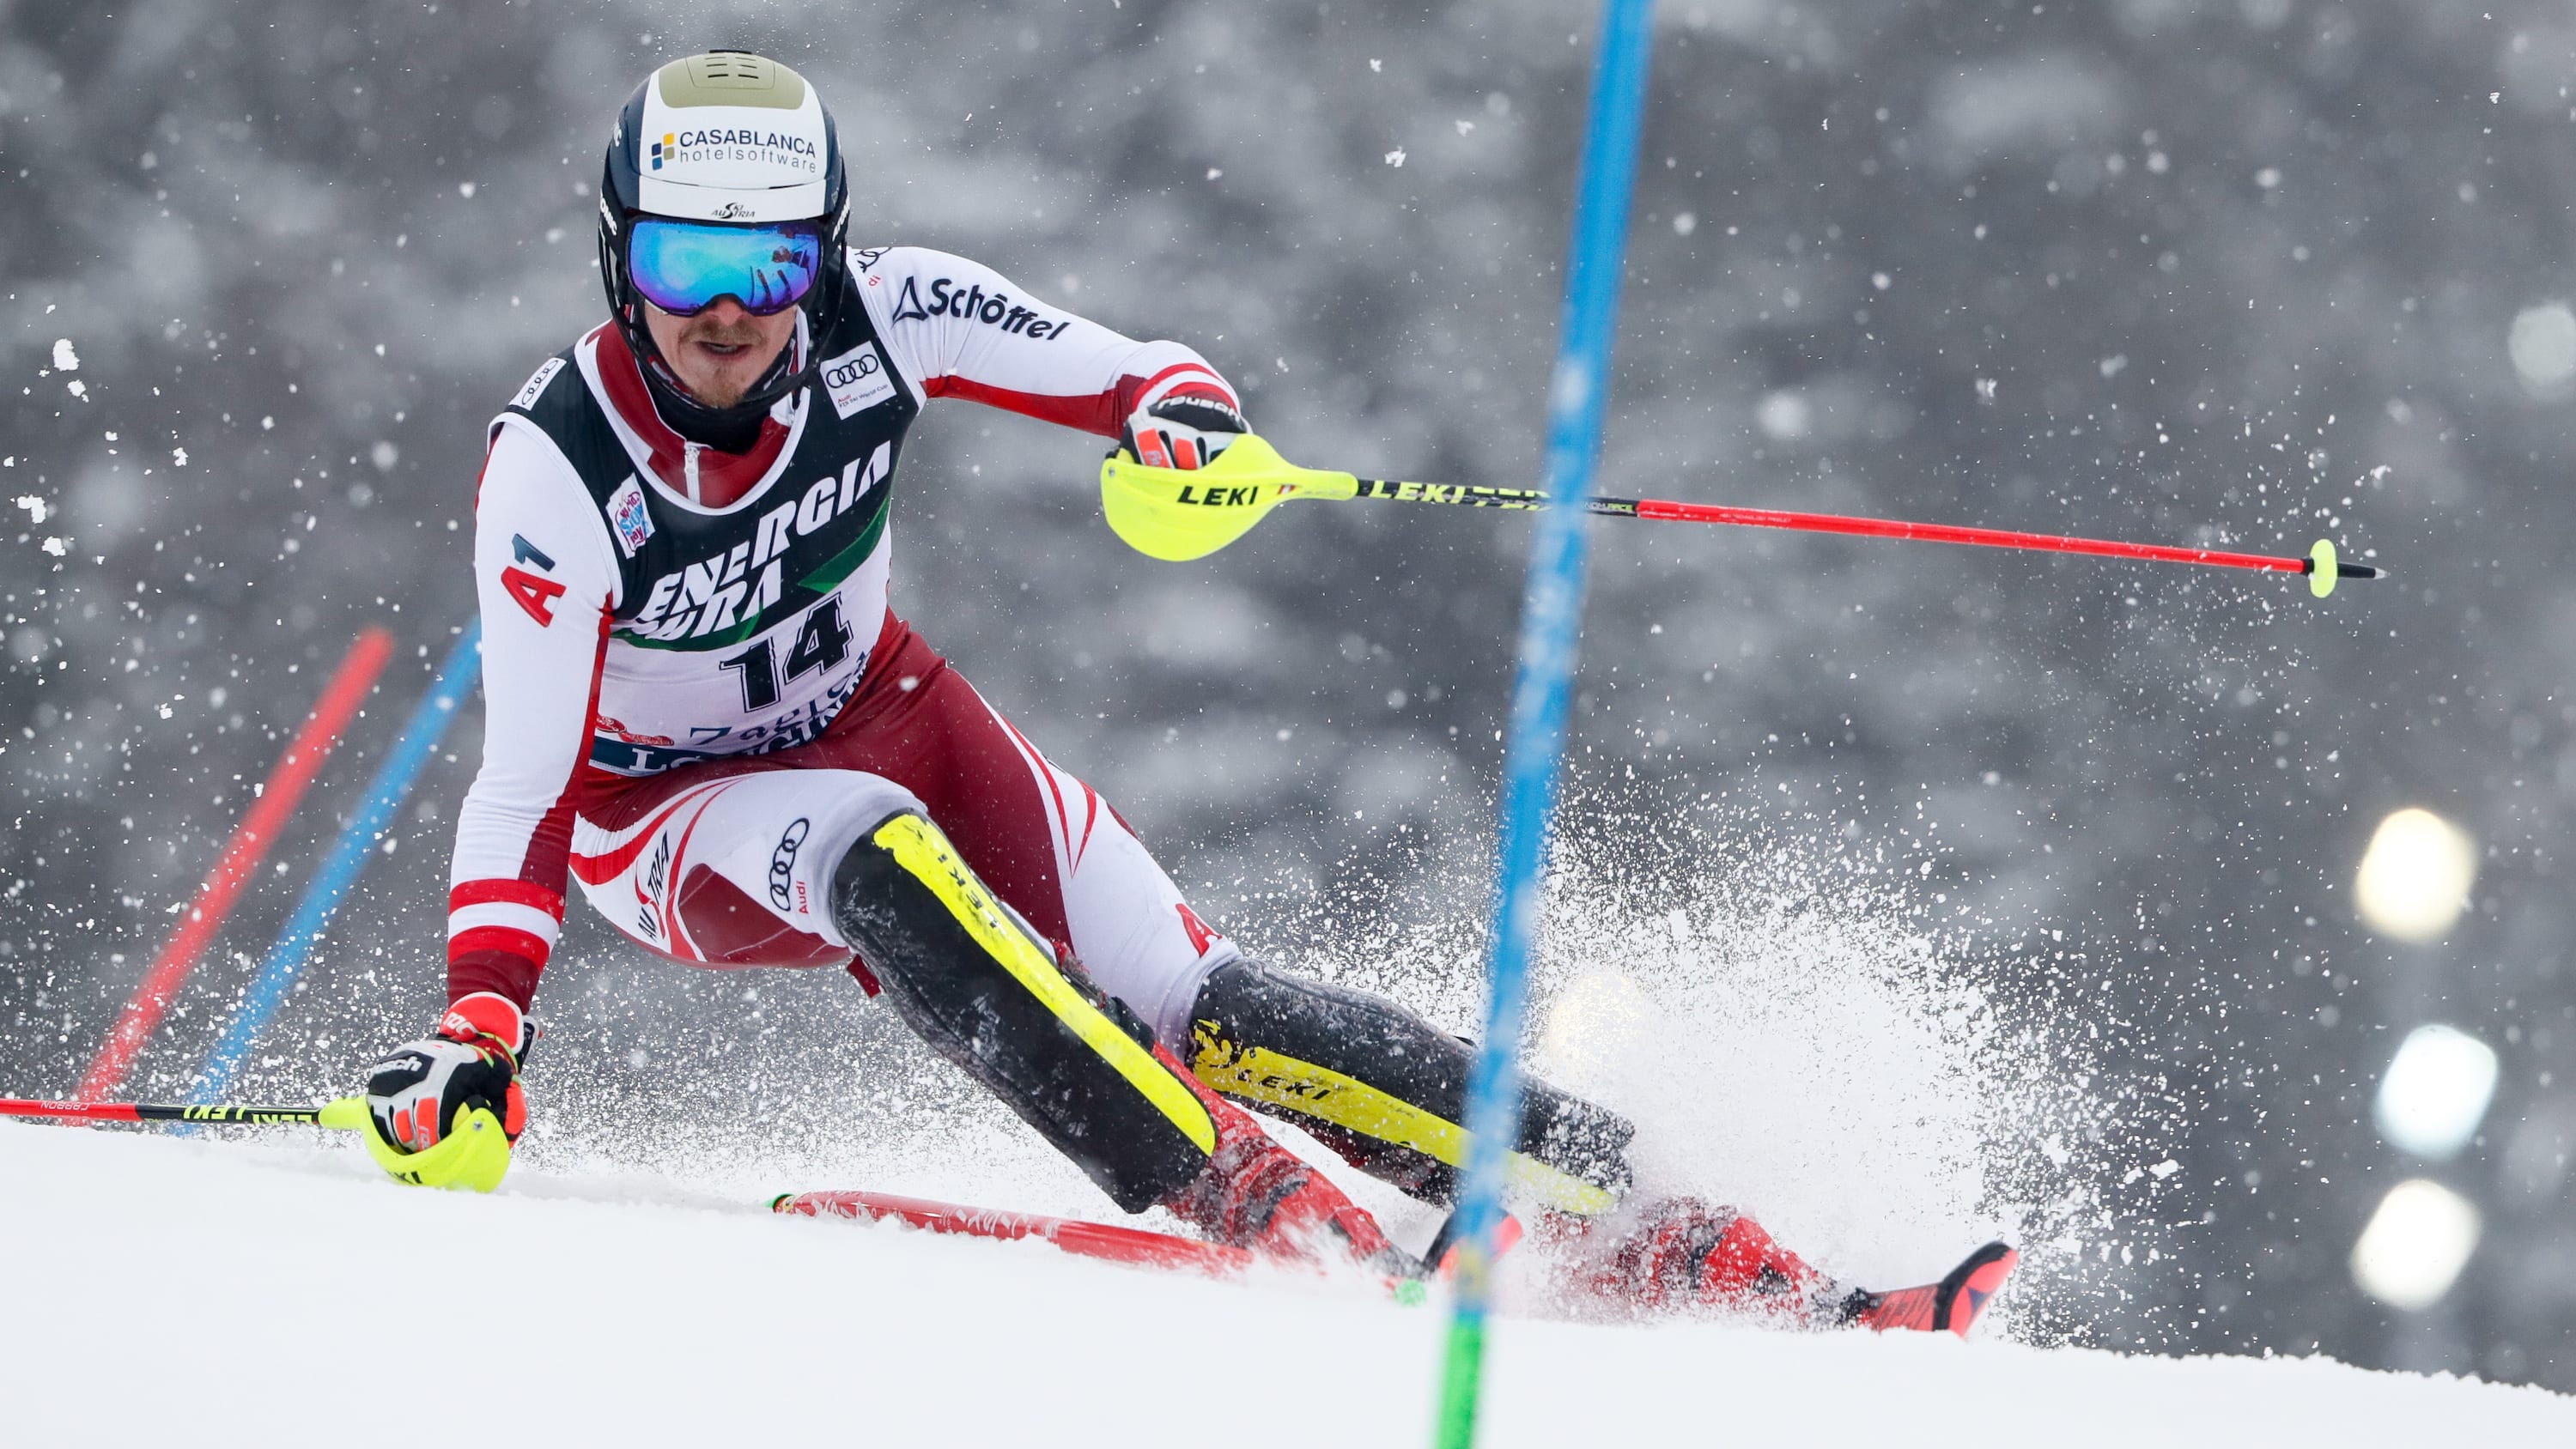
[1101,434,2384,597]
[0,1095,366,1129]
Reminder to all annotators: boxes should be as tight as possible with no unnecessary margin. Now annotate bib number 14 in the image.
[720,597,854,712]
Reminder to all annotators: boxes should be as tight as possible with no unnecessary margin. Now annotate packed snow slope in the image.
[1,1123,2561,1447]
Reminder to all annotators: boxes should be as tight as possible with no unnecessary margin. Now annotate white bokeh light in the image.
[2351,1178,2482,1310]
[1755,390,1812,441]
[2373,1024,2499,1160]
[1538,970,1655,1084]
[2354,808,2478,943]
[2509,301,2576,391]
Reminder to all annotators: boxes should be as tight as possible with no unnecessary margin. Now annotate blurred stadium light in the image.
[2354,809,2478,944]
[2352,1179,2482,1312]
[2374,1025,2500,1161]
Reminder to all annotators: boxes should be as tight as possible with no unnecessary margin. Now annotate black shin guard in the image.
[1184,956,1636,1214]
[830,810,1213,1212]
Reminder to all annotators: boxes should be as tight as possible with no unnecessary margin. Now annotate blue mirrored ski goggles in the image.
[627,217,823,317]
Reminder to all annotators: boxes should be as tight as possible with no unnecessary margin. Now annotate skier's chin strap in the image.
[636,343,792,453]
[1182,956,1636,1217]
[620,296,819,454]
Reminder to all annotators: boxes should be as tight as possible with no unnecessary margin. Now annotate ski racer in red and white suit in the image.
[449,246,1236,1043]
[354,50,2014,1330]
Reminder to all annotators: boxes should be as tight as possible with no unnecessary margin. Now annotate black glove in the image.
[1120,389,1249,471]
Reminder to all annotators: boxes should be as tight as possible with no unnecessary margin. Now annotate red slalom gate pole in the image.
[73,626,394,1100]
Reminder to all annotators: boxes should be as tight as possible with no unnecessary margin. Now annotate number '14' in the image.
[720,597,854,711]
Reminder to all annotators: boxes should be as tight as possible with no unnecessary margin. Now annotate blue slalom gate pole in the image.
[189,621,483,1104]
[1435,3,1658,1445]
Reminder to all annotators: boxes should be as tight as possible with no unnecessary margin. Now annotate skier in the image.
[356,50,2013,1333]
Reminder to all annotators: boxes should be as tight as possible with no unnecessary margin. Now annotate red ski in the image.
[772,1189,1266,1278]
[771,1189,1521,1300]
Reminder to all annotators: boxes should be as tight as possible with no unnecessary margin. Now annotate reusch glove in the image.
[361,991,535,1192]
[1119,389,1247,471]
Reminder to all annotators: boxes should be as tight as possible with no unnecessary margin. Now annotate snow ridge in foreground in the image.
[2,1123,2564,1446]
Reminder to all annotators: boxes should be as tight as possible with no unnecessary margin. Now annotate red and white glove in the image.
[364,991,535,1157]
[1120,389,1248,470]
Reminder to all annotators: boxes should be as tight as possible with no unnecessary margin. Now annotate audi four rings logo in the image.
[824,354,880,389]
[769,817,811,908]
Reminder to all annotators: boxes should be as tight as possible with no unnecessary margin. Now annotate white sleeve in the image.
[851,246,1240,434]
[445,418,621,997]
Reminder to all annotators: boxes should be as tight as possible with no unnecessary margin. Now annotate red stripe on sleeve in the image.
[921,362,1237,439]
[920,375,1126,435]
[448,879,567,919]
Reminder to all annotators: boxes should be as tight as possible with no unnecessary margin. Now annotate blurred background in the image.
[1,0,2570,1386]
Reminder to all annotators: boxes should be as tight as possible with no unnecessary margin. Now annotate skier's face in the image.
[643,297,796,409]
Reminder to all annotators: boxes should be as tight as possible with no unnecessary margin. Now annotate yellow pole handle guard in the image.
[314,1094,515,1194]
[1100,433,1358,561]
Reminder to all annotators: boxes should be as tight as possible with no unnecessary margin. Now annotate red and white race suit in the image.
[447,245,1240,1047]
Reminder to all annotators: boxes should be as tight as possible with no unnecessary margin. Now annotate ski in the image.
[770,1188,1524,1302]
[773,1189,1264,1275]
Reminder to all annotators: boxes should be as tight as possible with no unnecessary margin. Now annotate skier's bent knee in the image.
[825,807,1207,1205]
[824,809,1404,1269]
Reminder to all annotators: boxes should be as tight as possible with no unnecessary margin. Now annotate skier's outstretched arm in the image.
[358,421,617,1189]
[854,246,1249,464]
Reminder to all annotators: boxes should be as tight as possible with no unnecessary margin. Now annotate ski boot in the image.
[1563,1196,1850,1324]
[1846,1240,2019,1338]
[1558,1197,2017,1337]
[1159,1053,1416,1276]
